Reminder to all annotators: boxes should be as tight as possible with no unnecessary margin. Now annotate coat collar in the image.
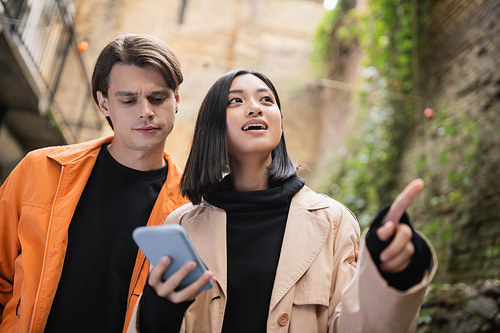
[269,186,331,308]
[183,205,228,297]
[184,186,332,306]
[292,185,331,210]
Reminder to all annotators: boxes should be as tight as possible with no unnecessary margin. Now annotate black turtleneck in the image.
[205,174,306,333]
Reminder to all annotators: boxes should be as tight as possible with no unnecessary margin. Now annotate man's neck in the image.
[106,142,166,171]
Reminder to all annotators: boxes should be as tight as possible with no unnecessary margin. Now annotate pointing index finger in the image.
[382,179,424,225]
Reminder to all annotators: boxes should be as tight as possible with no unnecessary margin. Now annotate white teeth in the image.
[243,124,267,131]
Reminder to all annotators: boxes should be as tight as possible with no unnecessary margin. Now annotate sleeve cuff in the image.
[365,205,432,291]
[138,281,193,333]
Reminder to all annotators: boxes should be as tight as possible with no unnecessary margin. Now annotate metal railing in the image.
[0,0,102,143]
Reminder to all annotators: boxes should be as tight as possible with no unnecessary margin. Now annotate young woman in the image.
[129,69,436,333]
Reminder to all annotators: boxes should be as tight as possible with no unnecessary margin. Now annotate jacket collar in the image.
[45,134,186,223]
[47,136,114,165]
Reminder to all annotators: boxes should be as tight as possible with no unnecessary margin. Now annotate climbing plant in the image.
[310,0,357,74]
[312,0,431,226]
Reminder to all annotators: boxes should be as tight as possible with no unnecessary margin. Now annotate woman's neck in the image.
[229,155,271,192]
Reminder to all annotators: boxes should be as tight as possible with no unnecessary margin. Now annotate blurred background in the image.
[1,0,499,331]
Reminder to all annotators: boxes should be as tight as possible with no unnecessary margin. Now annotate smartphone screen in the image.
[133,224,213,291]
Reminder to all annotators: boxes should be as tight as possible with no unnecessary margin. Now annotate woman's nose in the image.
[247,101,263,117]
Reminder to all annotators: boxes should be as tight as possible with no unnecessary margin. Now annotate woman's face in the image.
[225,74,283,162]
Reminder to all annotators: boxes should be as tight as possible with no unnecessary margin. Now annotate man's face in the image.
[97,64,179,157]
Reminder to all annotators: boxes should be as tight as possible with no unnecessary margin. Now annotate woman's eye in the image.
[228,97,242,105]
[261,96,273,103]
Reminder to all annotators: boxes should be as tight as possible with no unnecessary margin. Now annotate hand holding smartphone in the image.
[133,224,213,291]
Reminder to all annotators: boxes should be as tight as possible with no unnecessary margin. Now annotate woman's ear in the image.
[96,91,109,116]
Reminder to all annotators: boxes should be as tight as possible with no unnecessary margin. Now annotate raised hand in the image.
[377,179,424,273]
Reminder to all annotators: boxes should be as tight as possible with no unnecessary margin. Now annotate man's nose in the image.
[139,100,154,119]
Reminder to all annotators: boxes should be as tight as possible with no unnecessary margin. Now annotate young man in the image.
[0,34,188,333]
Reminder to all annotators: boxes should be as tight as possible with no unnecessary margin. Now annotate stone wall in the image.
[309,1,364,189]
[417,280,500,333]
[312,0,500,283]
[404,0,500,283]
[72,0,323,173]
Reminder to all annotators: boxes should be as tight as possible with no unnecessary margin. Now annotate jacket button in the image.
[278,312,289,326]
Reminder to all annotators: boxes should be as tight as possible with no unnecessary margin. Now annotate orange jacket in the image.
[0,136,188,333]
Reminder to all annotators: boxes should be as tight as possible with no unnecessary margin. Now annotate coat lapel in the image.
[269,187,331,309]
[183,206,228,297]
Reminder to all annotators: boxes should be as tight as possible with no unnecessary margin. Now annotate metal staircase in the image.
[0,0,103,181]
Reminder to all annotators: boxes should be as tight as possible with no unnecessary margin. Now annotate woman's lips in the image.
[241,120,268,131]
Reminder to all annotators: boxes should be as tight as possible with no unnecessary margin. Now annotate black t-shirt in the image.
[44,145,168,333]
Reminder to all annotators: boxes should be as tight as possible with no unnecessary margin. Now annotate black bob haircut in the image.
[181,68,297,204]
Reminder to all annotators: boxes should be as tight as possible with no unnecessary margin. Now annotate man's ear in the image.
[96,91,109,116]
[174,87,180,107]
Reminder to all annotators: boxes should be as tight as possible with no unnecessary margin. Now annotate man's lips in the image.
[134,126,160,133]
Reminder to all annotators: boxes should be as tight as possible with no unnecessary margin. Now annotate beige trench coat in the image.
[129,185,437,333]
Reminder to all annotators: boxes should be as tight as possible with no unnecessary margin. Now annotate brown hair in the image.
[91,34,183,128]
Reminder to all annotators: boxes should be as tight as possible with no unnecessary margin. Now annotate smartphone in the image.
[132,224,213,291]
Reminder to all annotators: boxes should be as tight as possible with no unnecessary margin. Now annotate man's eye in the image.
[227,97,242,105]
[123,100,136,105]
[152,98,166,103]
